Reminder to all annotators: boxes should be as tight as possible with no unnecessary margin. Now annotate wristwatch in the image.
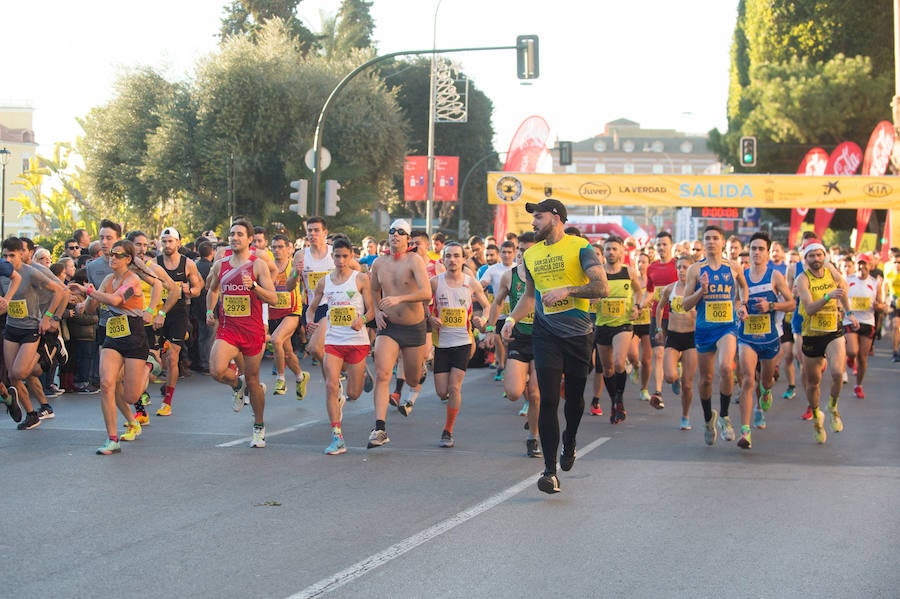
[52,314,62,322]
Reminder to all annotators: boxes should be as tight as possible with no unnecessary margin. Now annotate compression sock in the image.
[444,407,459,434]
[701,398,713,422]
[719,394,731,418]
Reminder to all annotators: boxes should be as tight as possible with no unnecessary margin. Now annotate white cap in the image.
[389,219,411,235]
[161,227,180,240]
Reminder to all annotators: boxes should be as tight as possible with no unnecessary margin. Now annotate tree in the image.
[219,0,318,52]
[714,0,894,173]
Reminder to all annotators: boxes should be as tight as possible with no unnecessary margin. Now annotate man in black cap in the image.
[502,198,609,494]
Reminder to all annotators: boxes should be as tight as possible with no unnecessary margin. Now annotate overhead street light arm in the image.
[310,44,516,217]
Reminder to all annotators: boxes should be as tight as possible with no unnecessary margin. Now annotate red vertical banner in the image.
[434,156,459,201]
[813,208,836,239]
[824,141,863,175]
[403,156,427,202]
[493,116,551,240]
[797,147,829,176]
[790,208,808,248]
[862,121,894,175]
[855,208,873,251]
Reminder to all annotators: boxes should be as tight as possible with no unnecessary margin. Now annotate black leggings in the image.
[536,367,587,474]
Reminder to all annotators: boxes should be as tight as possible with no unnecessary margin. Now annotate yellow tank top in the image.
[801,268,839,336]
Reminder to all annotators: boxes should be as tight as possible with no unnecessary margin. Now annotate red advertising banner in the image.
[813,207,836,239]
[797,147,829,175]
[493,115,551,240]
[404,156,427,201]
[434,156,459,202]
[824,141,862,175]
[855,208,873,251]
[862,121,894,176]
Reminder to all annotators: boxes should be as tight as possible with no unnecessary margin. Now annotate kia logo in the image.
[863,182,892,197]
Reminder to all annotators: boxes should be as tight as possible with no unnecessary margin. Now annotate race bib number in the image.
[307,271,327,291]
[329,306,356,326]
[635,305,651,324]
[223,294,250,317]
[520,311,535,325]
[441,307,466,328]
[599,298,627,318]
[106,315,131,339]
[850,296,871,311]
[275,291,292,309]
[744,314,771,336]
[7,299,27,319]
[501,300,510,314]
[670,296,685,313]
[653,288,662,302]
[811,310,838,332]
[705,300,733,323]
[543,293,574,314]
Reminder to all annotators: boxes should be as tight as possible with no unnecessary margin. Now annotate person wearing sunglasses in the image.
[70,240,164,455]
[63,239,81,261]
[366,219,432,448]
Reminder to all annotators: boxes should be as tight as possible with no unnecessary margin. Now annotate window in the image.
[624,163,635,174]
[681,164,693,174]
[594,163,606,174]
[622,140,635,153]
[652,163,664,174]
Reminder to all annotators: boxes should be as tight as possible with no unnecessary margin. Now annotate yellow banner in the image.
[487,173,900,209]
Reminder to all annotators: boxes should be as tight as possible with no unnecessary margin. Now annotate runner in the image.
[630,252,653,402]
[429,242,491,448]
[69,240,164,454]
[269,233,309,399]
[682,225,749,446]
[645,232,678,409]
[0,258,23,422]
[306,237,374,455]
[2,237,66,430]
[367,219,431,448]
[294,216,334,391]
[882,249,900,362]
[843,255,883,399]
[795,241,856,443]
[206,220,279,448]
[594,235,643,423]
[486,232,541,457]
[656,254,698,431]
[480,240,515,382]
[736,232,794,449]
[502,199,608,494]
[154,227,203,416]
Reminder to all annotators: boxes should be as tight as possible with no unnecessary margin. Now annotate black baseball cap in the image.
[525,198,567,222]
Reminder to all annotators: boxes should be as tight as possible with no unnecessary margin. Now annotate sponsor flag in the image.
[797,147,829,176]
[434,156,459,202]
[824,141,862,175]
[403,156,428,201]
[493,116,550,240]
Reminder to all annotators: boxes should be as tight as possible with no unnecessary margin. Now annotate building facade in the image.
[0,104,40,238]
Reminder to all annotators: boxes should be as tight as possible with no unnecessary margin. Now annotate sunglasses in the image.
[109,250,129,259]
[67,245,79,250]
[388,228,408,236]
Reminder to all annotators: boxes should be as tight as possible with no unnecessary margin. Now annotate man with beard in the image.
[502,199,608,494]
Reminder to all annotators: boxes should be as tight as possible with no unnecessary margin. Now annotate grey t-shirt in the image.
[6,264,55,331]
[86,255,114,325]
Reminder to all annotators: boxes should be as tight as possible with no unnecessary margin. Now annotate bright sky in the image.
[4,0,739,155]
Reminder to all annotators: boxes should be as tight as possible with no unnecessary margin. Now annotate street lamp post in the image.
[0,147,11,241]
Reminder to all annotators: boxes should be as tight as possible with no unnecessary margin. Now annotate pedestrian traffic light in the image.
[324,179,341,216]
[740,136,757,167]
[559,141,573,166]
[516,35,539,80]
[289,179,307,215]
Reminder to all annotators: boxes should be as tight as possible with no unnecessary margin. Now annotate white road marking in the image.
[286,436,611,599]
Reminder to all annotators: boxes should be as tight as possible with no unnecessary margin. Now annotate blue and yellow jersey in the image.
[523,234,599,338]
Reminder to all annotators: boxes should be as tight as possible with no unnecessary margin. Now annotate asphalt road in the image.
[2,346,898,598]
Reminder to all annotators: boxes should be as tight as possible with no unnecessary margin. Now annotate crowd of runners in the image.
[3,203,900,494]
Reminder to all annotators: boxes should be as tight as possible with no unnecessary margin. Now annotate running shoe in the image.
[853,385,865,399]
[783,385,796,400]
[639,388,651,401]
[813,409,827,444]
[363,366,374,393]
[156,403,172,417]
[232,375,246,412]
[650,393,664,410]
[518,402,529,416]
[139,391,151,407]
[841,370,848,384]
[613,401,627,424]
[273,379,286,395]
[828,397,843,433]
[590,399,604,416]
[560,440,576,472]
[718,415,735,442]
[5,387,22,423]
[537,472,560,494]
[389,392,401,408]
[296,371,310,401]
[37,404,54,419]
[526,438,542,458]
[759,387,773,412]
[398,401,414,417]
[801,405,813,421]
[737,427,752,450]
[493,370,504,382]
[96,439,121,455]
[753,407,767,430]
[120,421,142,442]
[17,411,41,430]
[135,410,150,426]
[704,410,719,446]
[250,425,266,448]
[367,428,390,448]
[680,417,692,431]
[45,385,63,398]
[439,430,455,448]
[324,434,346,455]
[628,363,639,385]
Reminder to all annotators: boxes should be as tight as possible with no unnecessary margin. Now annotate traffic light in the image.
[289,179,307,215]
[559,141,573,166]
[516,35,539,80]
[324,179,341,216]
[740,136,757,167]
